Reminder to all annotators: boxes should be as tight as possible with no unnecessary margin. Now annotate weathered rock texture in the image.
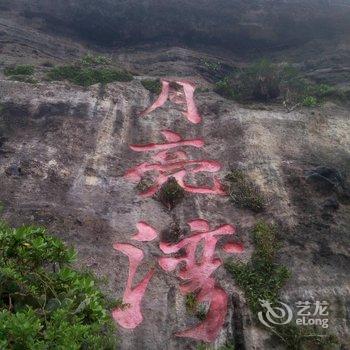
[0,3,350,350]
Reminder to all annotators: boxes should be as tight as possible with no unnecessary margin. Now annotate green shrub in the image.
[302,96,318,107]
[0,222,118,349]
[141,79,162,94]
[245,59,281,101]
[216,59,280,102]
[81,54,111,66]
[155,177,185,210]
[4,65,34,76]
[225,170,265,212]
[215,60,340,108]
[47,65,133,86]
[214,77,236,99]
[202,59,221,72]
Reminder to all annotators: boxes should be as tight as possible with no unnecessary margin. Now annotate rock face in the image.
[5,0,350,52]
[1,3,350,350]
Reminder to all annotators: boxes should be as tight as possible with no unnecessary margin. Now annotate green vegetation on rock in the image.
[4,65,34,77]
[185,292,198,314]
[225,221,338,349]
[225,221,290,312]
[225,170,265,212]
[81,53,111,66]
[141,79,162,94]
[215,59,342,108]
[47,65,133,86]
[271,324,338,350]
[0,222,118,349]
[302,96,318,107]
[185,293,207,321]
[156,177,185,210]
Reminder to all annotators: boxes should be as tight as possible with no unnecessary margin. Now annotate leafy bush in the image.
[141,79,162,94]
[0,222,118,349]
[47,65,133,86]
[4,65,34,77]
[225,170,265,212]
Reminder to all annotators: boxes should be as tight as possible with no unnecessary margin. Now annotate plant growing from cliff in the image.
[226,221,290,312]
[81,53,111,66]
[270,324,338,350]
[225,221,338,349]
[202,60,221,72]
[225,170,265,212]
[141,79,162,94]
[47,65,133,86]
[302,96,318,107]
[214,77,236,99]
[185,293,207,321]
[155,177,185,210]
[185,292,198,314]
[4,65,34,77]
[215,60,341,109]
[0,221,118,349]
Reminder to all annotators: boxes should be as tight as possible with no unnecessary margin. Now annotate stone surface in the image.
[0,4,350,350]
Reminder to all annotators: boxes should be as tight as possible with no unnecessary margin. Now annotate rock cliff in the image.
[0,2,349,349]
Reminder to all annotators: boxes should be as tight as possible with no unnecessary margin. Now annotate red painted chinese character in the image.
[158,219,244,342]
[141,79,202,124]
[124,130,225,197]
[112,222,157,329]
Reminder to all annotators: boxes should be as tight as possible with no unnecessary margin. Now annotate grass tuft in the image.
[225,170,265,212]
[4,65,34,76]
[47,65,133,86]
[141,79,162,94]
